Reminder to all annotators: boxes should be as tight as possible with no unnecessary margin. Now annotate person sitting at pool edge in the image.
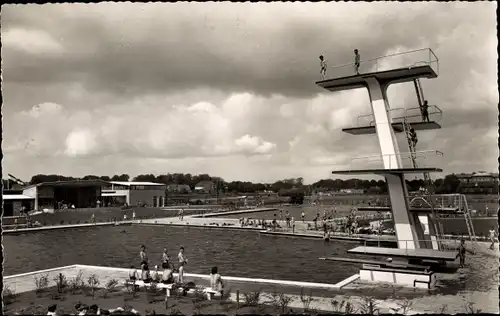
[162,263,175,284]
[210,266,224,297]
[142,263,152,283]
[129,265,138,281]
[152,265,161,282]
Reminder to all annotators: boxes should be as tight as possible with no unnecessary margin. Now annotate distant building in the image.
[166,184,192,194]
[102,181,167,207]
[21,179,108,211]
[3,190,35,216]
[456,172,499,194]
[194,181,214,194]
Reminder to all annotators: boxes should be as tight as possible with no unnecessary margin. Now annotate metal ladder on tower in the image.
[457,194,477,244]
[403,114,444,248]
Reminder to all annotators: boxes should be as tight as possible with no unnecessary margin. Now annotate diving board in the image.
[357,206,459,213]
[316,65,437,93]
[347,246,456,261]
[342,121,441,135]
[331,168,443,176]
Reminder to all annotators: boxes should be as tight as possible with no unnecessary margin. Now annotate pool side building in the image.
[102,181,167,207]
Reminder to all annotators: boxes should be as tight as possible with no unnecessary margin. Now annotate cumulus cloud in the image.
[1,2,497,183]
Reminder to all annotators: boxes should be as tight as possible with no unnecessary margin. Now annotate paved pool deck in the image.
[4,263,498,314]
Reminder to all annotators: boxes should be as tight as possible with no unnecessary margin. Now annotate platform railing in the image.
[348,150,444,170]
[320,48,439,81]
[355,105,443,127]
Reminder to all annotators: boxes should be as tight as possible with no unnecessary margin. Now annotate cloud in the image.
[1,2,497,183]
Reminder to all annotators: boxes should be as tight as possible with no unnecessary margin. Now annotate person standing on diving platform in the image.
[354,49,361,75]
[319,55,327,79]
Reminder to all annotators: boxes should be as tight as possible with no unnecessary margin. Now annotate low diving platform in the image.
[356,206,459,214]
[347,246,456,261]
[331,167,443,176]
[342,121,441,135]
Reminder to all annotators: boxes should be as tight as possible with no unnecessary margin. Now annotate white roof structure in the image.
[3,194,35,200]
[109,181,165,187]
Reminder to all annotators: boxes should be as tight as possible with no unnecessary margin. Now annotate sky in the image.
[1,2,498,184]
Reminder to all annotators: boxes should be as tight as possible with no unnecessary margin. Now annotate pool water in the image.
[3,225,358,284]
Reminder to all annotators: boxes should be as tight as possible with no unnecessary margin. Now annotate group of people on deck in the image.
[128,244,224,295]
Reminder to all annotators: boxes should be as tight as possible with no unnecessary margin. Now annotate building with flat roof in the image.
[3,190,35,216]
[102,181,167,207]
[21,180,108,211]
[456,172,499,194]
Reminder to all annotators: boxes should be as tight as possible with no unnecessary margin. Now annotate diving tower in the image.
[316,48,443,251]
[314,48,468,288]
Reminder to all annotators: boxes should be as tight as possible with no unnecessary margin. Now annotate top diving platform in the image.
[315,48,439,92]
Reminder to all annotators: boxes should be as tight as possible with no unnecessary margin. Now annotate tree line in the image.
[2,173,468,195]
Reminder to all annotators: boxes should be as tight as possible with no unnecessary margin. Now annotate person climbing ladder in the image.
[409,128,418,148]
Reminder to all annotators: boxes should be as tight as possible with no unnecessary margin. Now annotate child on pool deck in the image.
[210,266,225,297]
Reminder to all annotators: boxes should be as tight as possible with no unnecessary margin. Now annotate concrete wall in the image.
[129,188,166,207]
[360,268,435,289]
[22,186,38,210]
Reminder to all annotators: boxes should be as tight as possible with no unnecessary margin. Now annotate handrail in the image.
[353,150,443,160]
[331,48,436,69]
[356,107,406,126]
[361,105,443,127]
[348,150,444,170]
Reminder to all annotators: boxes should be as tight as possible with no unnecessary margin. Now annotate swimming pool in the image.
[3,224,498,296]
[3,225,359,284]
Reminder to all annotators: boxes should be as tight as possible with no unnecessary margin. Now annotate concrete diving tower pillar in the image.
[316,48,440,250]
[365,76,420,250]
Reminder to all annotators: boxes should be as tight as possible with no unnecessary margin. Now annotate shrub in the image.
[76,220,80,224]
[331,298,356,314]
[60,220,65,225]
[34,273,50,294]
[464,301,482,314]
[300,288,315,312]
[69,270,85,294]
[87,274,100,299]
[3,285,17,305]
[243,290,262,306]
[53,273,68,294]
[265,290,293,314]
[359,297,380,315]
[390,298,413,315]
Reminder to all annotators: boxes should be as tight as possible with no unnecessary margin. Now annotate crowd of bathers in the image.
[130,245,225,294]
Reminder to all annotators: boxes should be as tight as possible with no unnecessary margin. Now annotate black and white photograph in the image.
[1,2,498,315]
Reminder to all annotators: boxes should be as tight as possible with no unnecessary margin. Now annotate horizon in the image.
[2,2,498,183]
